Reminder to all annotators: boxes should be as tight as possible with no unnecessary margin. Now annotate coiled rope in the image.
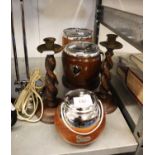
[15,69,44,122]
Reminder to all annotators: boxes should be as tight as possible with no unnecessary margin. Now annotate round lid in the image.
[64,41,100,57]
[61,89,104,129]
[63,28,93,40]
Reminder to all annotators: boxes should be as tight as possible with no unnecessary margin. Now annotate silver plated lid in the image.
[63,28,93,40]
[64,41,100,57]
[61,89,104,131]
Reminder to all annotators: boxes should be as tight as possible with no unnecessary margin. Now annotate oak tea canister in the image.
[62,41,103,90]
[54,89,106,145]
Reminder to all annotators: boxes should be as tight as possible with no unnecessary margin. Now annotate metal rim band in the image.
[63,28,93,40]
[64,41,101,57]
[60,99,104,136]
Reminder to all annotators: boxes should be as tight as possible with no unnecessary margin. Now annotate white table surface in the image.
[11,108,137,155]
[11,57,137,155]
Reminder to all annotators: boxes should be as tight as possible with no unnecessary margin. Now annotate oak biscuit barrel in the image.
[62,28,93,46]
[62,41,103,90]
[54,89,106,145]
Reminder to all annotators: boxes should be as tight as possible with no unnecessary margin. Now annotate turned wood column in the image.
[96,34,123,114]
[37,37,63,123]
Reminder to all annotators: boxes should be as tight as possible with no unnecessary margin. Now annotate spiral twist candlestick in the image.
[96,34,123,114]
[100,34,122,92]
[37,37,62,123]
[44,55,59,107]
[101,48,114,92]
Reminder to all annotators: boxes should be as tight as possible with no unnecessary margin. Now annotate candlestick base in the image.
[36,98,62,124]
[96,92,117,114]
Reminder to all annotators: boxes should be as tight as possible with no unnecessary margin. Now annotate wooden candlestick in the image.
[97,34,123,114]
[44,55,60,107]
[37,37,63,123]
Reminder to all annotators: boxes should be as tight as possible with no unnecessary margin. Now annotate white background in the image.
[12,0,96,57]
[11,0,142,58]
[1,0,154,155]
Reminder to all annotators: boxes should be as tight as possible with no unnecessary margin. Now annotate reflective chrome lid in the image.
[61,89,104,129]
[63,28,93,40]
[64,41,100,57]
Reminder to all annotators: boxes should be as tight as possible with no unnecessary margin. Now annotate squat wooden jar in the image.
[54,89,106,145]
